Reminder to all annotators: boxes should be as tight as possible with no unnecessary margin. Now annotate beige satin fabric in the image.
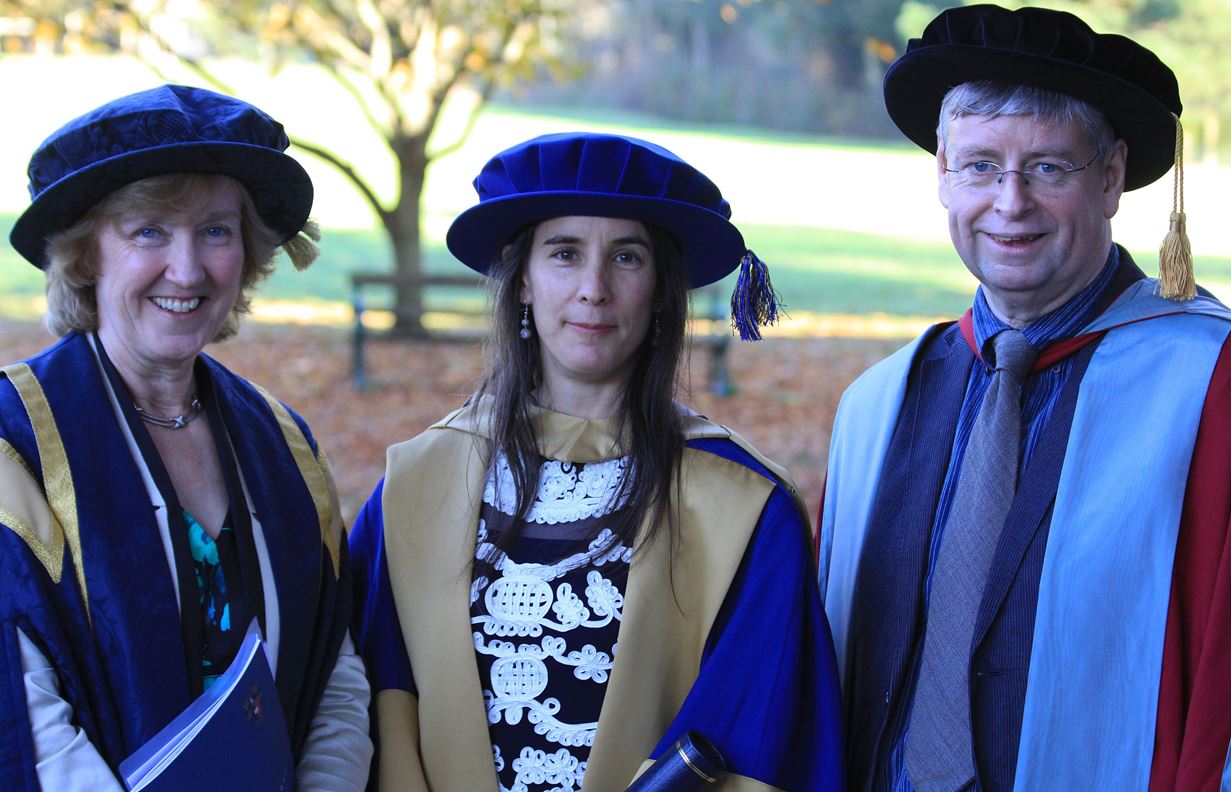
[252,384,346,579]
[374,689,430,790]
[0,438,65,582]
[375,398,793,791]
[2,363,84,617]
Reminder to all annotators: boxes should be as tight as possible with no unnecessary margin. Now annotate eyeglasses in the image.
[944,149,1103,192]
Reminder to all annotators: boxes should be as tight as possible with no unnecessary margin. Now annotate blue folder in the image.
[119,621,294,791]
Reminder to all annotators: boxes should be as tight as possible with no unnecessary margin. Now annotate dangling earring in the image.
[519,304,532,340]
[652,312,662,345]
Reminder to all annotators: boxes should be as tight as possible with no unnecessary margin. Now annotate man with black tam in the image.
[818,5,1231,791]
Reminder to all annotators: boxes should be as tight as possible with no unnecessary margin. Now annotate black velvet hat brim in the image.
[883,1,1182,193]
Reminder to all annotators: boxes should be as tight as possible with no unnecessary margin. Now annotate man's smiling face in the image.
[938,113,1127,325]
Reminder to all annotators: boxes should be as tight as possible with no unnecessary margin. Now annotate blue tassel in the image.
[729,249,783,341]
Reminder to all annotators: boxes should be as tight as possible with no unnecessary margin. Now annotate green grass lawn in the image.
[3,54,1230,327]
[0,211,978,320]
[11,208,1224,325]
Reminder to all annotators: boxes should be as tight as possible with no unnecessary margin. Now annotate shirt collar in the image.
[972,244,1120,352]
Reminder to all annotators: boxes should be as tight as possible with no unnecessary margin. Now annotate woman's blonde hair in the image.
[42,173,320,340]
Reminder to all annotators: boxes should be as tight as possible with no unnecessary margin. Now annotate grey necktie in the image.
[904,328,1038,792]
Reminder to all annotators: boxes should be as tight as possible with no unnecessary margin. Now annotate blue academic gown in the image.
[820,256,1231,791]
[0,332,351,789]
[350,403,844,791]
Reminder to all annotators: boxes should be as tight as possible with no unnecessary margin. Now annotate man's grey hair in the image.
[937,81,1117,158]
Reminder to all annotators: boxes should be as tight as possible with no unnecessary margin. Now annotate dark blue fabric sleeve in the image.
[0,615,39,792]
[348,478,416,697]
[0,525,116,788]
[652,439,845,790]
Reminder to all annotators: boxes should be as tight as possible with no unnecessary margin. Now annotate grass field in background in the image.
[0,213,977,317]
[3,54,1229,333]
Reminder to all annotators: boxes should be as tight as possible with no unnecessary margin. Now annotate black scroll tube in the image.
[626,731,728,791]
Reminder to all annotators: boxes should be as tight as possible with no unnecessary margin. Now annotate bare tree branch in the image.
[427,45,508,159]
[8,0,582,327]
[356,0,393,77]
[428,83,489,160]
[321,64,393,139]
[290,136,390,225]
[121,9,236,93]
[293,5,372,73]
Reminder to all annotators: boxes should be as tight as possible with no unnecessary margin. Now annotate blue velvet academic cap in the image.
[884,4,1182,191]
[12,84,313,268]
[446,132,748,289]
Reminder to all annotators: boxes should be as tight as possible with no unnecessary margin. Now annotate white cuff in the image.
[295,632,373,791]
[19,628,124,792]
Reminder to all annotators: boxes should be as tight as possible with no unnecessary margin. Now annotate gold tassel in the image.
[283,218,322,271]
[1157,114,1195,300]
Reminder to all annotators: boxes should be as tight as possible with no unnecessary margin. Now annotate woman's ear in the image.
[517,257,532,305]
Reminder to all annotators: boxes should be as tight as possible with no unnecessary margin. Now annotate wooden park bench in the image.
[349,270,485,388]
[350,270,735,395]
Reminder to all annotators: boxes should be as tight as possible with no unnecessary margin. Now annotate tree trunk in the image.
[388,135,430,335]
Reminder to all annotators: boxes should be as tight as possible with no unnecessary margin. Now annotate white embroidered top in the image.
[471,453,634,792]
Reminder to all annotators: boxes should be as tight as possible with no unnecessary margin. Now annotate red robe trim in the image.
[1151,331,1231,791]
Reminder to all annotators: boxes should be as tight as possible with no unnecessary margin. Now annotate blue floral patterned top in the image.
[184,509,238,690]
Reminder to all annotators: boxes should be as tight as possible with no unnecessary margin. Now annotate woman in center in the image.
[350,132,842,791]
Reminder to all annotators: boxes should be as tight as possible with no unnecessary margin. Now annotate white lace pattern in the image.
[476,455,632,792]
[484,453,631,524]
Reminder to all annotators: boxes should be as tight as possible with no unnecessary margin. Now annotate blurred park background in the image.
[1,0,1229,519]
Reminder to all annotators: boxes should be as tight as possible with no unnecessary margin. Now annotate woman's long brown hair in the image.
[475,220,690,559]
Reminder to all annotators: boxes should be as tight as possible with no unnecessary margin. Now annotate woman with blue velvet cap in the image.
[0,85,371,789]
[349,132,843,791]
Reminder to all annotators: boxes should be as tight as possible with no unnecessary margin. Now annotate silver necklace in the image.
[133,397,202,429]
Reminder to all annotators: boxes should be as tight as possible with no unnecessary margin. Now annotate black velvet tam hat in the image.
[12,84,313,268]
[883,4,1181,191]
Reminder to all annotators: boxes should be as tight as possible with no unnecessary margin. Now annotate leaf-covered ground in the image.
[1,318,907,525]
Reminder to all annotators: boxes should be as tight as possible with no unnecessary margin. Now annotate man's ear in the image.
[1102,139,1128,220]
[937,137,952,209]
